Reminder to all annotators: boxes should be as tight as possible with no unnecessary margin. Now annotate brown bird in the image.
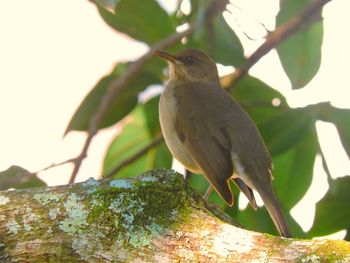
[155,48,291,238]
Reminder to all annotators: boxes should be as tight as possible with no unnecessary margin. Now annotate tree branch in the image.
[1,169,349,261]
[224,0,332,90]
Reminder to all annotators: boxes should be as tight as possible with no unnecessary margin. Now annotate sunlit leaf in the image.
[321,105,350,159]
[212,15,245,67]
[228,75,288,125]
[309,176,350,238]
[103,98,172,178]
[259,107,314,156]
[273,128,317,209]
[276,0,323,89]
[65,64,160,134]
[97,0,175,44]
[0,166,46,190]
[143,95,161,137]
[186,15,244,67]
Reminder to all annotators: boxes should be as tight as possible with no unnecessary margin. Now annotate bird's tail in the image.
[260,190,291,238]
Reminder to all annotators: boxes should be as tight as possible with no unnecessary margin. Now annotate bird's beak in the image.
[154,51,179,64]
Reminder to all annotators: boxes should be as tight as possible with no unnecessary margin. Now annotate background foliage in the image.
[1,0,349,239]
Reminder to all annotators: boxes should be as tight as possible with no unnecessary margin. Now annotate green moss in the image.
[263,234,295,258]
[310,240,350,262]
[85,169,195,248]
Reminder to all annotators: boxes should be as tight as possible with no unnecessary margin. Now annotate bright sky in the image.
[0,0,349,237]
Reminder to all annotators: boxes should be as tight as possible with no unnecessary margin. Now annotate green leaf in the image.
[309,176,350,237]
[273,128,317,209]
[259,107,314,156]
[0,166,46,190]
[228,75,288,125]
[103,99,172,178]
[97,0,175,45]
[186,15,245,67]
[236,204,280,236]
[65,64,160,133]
[322,105,350,159]
[143,96,161,137]
[228,75,309,156]
[212,15,245,67]
[276,0,323,89]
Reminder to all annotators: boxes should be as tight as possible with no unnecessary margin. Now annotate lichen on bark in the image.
[0,169,198,261]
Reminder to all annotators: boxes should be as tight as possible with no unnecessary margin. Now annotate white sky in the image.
[0,0,349,236]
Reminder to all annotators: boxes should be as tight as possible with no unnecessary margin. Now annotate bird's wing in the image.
[174,81,271,207]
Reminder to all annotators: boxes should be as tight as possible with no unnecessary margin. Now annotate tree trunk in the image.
[0,169,349,262]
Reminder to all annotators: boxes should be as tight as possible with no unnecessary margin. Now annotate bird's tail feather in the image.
[232,178,257,210]
[260,191,291,238]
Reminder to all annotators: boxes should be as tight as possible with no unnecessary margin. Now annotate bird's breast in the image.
[159,84,199,173]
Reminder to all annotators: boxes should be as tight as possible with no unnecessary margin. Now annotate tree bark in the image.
[0,169,349,262]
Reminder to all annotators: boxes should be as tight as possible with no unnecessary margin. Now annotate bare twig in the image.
[31,157,78,176]
[224,0,332,90]
[102,134,164,179]
[68,25,196,184]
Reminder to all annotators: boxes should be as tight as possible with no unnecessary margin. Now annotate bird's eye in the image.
[186,56,195,64]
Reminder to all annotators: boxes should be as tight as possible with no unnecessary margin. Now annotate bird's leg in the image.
[203,185,213,201]
[184,169,192,181]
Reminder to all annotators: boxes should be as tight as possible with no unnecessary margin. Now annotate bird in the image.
[155,48,291,238]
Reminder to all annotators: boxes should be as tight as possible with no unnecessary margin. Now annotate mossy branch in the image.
[0,169,349,262]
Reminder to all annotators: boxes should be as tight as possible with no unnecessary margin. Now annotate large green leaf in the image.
[212,15,245,67]
[97,0,175,45]
[103,98,172,178]
[229,75,314,156]
[65,64,160,133]
[259,107,314,156]
[309,176,350,238]
[0,166,46,190]
[320,105,350,159]
[228,75,288,125]
[143,95,161,137]
[186,14,245,67]
[273,128,317,209]
[276,0,323,89]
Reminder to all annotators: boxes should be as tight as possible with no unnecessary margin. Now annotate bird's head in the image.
[155,48,219,83]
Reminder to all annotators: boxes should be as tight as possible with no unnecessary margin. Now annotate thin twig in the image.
[225,0,332,91]
[68,25,196,184]
[102,134,164,179]
[31,157,78,176]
